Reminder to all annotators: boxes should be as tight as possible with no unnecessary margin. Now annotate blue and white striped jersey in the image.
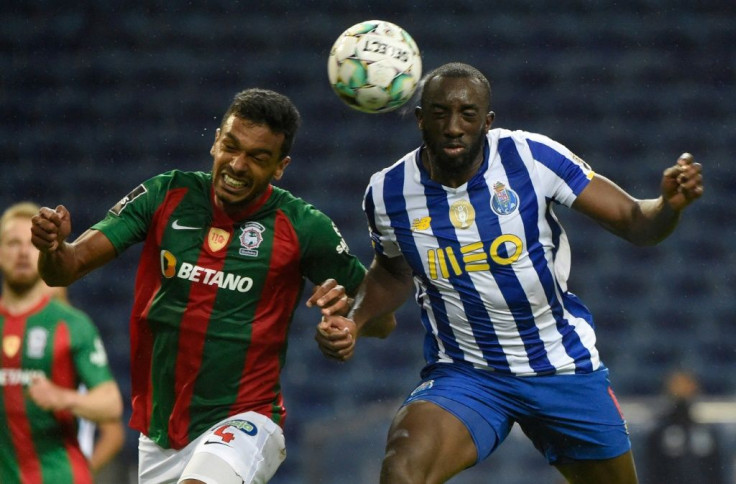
[364,128,600,376]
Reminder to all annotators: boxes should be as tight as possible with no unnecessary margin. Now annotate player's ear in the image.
[415,106,423,129]
[485,111,495,132]
[272,156,291,181]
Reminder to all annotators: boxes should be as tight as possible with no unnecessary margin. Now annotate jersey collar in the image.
[209,184,273,225]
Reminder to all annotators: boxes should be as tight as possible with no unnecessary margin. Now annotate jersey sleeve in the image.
[525,132,595,207]
[91,172,171,254]
[295,205,366,296]
[363,173,402,258]
[68,310,115,389]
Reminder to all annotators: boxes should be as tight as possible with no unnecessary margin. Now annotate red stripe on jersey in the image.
[167,228,230,448]
[232,209,302,424]
[1,310,43,484]
[129,188,187,436]
[51,323,92,484]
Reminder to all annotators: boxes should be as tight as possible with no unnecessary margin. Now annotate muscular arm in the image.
[31,206,117,286]
[351,253,413,336]
[28,378,124,422]
[572,153,703,246]
[315,253,413,360]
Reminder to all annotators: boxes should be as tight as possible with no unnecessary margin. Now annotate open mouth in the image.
[223,173,246,189]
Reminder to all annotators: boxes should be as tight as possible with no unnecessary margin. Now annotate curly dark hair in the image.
[220,88,301,158]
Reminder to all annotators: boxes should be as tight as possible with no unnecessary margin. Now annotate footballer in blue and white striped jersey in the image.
[364,127,600,377]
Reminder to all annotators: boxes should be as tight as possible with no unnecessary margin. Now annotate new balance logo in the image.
[172,220,201,230]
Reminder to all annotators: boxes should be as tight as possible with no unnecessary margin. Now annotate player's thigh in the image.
[139,434,192,484]
[381,400,477,484]
[554,450,638,484]
[179,411,286,484]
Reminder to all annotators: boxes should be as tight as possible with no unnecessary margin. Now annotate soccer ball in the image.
[327,20,422,114]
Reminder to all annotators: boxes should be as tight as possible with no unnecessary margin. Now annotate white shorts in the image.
[138,411,286,484]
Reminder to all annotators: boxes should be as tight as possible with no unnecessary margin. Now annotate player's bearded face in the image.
[419,77,491,174]
[421,123,486,172]
[0,218,43,295]
[210,115,290,213]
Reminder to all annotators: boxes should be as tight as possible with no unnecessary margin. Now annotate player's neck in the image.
[0,281,49,315]
[212,185,273,222]
[422,149,481,189]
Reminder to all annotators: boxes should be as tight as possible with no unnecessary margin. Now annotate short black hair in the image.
[221,88,301,158]
[419,62,492,112]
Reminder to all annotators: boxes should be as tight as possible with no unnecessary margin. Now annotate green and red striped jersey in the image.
[0,295,114,484]
[93,170,366,450]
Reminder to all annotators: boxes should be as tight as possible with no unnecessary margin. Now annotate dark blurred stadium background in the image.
[2,1,734,483]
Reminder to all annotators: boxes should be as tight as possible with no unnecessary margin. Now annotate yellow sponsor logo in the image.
[426,234,524,280]
[161,250,177,278]
[411,216,431,231]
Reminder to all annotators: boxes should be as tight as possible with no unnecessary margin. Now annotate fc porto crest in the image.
[239,222,265,257]
[490,182,519,216]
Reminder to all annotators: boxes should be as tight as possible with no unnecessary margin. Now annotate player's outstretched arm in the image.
[315,253,412,361]
[28,376,123,422]
[572,152,703,246]
[31,205,117,286]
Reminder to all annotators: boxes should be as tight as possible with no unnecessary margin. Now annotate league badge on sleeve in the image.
[110,184,148,215]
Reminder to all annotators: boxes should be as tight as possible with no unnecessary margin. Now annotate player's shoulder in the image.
[491,127,556,145]
[269,186,332,225]
[490,128,575,163]
[46,299,95,328]
[367,147,420,187]
[144,169,211,191]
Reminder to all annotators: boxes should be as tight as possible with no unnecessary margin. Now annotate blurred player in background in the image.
[30,88,394,484]
[47,285,126,476]
[644,370,727,484]
[316,63,703,484]
[0,202,124,484]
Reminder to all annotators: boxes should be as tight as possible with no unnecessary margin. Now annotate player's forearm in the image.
[350,264,412,337]
[625,197,681,246]
[89,420,125,473]
[358,312,397,339]
[39,229,116,286]
[38,242,83,286]
[68,381,124,422]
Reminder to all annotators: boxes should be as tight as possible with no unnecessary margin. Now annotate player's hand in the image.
[306,278,353,317]
[28,374,72,412]
[31,205,72,252]
[661,153,703,212]
[315,315,357,361]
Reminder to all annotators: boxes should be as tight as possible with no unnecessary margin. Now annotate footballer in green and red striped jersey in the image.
[1,202,122,484]
[0,296,114,484]
[93,169,365,450]
[30,88,390,483]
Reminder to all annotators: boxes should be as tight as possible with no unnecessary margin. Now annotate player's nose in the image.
[229,153,249,173]
[444,113,464,137]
